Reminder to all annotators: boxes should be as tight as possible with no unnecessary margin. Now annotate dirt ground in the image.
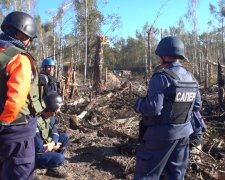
[35,75,225,180]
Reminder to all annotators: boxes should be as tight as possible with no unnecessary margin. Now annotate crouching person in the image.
[35,92,69,178]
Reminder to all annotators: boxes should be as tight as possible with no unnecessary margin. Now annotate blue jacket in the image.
[134,61,202,141]
[39,72,60,98]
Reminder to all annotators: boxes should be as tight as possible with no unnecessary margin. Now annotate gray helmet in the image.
[155,36,188,60]
[43,93,63,112]
[1,11,37,38]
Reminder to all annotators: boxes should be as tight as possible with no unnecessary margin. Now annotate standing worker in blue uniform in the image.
[40,58,61,98]
[0,11,44,180]
[134,36,202,180]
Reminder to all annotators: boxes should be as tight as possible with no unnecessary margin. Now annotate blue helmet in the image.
[41,58,55,68]
[155,36,188,60]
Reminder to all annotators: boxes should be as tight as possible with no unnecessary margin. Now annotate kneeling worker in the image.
[35,92,69,178]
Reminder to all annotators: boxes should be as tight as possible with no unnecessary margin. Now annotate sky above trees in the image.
[37,0,217,39]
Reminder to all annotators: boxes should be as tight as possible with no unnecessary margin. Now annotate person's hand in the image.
[43,141,55,152]
[52,142,62,151]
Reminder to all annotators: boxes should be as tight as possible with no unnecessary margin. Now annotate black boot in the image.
[33,172,41,180]
[45,166,68,178]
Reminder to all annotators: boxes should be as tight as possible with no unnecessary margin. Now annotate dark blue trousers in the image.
[0,116,37,180]
[134,137,189,180]
[35,133,69,169]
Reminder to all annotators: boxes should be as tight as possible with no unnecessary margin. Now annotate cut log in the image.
[77,101,94,119]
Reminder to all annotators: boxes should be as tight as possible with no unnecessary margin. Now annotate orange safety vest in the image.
[0,45,44,124]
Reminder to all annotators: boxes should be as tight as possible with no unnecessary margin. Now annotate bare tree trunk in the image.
[93,36,103,92]
[53,16,56,62]
[222,17,225,61]
[55,2,72,81]
[104,67,108,84]
[57,16,63,81]
[147,30,151,76]
[218,62,225,105]
[93,36,107,92]
[205,61,209,88]
[186,0,199,76]
[144,48,148,86]
[193,0,198,78]
[39,30,46,59]
[84,0,88,83]
[52,16,58,79]
[204,43,209,88]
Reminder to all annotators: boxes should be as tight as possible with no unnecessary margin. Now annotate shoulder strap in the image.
[0,45,25,71]
[163,68,198,84]
[39,73,49,85]
[162,69,180,80]
[153,68,180,80]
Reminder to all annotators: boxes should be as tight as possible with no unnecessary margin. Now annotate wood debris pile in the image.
[38,81,142,179]
[186,88,225,180]
[36,78,225,180]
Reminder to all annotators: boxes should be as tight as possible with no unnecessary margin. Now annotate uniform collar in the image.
[0,33,26,50]
[164,61,182,69]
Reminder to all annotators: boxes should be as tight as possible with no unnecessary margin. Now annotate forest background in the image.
[1,0,225,86]
[1,1,225,179]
